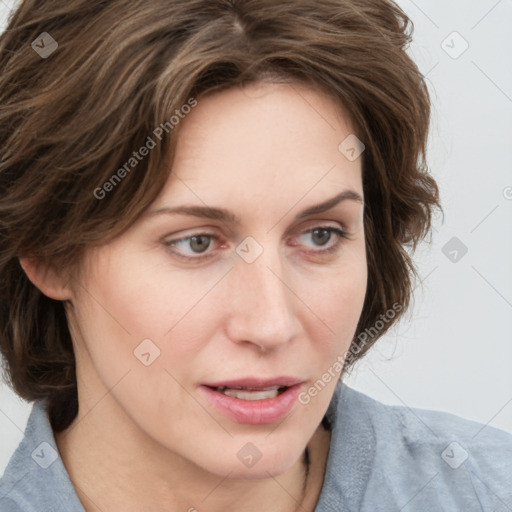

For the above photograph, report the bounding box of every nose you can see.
[224,248,302,352]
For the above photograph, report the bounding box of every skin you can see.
[22,81,367,512]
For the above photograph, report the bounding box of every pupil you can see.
[312,228,330,246]
[190,235,210,253]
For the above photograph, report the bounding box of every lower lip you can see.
[199,384,303,425]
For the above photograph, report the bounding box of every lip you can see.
[202,376,304,389]
[199,376,305,425]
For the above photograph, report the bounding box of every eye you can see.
[164,233,220,260]
[294,226,348,255]
[163,225,349,262]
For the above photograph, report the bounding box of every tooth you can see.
[222,388,279,400]
[215,385,281,392]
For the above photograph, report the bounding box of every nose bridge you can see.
[226,242,300,348]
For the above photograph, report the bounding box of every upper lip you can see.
[202,377,304,389]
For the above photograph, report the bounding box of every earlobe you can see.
[18,256,73,301]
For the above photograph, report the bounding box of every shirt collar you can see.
[314,381,377,511]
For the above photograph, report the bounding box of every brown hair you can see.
[0,0,442,431]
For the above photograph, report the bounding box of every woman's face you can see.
[65,81,367,478]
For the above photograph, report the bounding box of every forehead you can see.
[153,82,363,213]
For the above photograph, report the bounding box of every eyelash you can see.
[163,226,350,262]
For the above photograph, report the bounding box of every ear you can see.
[18,256,73,301]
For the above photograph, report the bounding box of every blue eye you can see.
[164,226,348,262]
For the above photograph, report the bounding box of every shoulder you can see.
[323,384,512,511]
[341,382,512,443]
[0,401,84,512]
[344,384,512,465]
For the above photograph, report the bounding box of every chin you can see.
[197,440,305,480]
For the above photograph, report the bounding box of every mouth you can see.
[199,377,304,424]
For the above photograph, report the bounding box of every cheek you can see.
[71,251,229,375]
[303,257,367,337]
[68,253,158,383]
[77,249,191,332]
[291,261,367,392]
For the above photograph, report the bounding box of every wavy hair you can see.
[0,0,442,431]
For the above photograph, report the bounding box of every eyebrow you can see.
[147,190,364,224]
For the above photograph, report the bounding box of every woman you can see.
[0,0,510,511]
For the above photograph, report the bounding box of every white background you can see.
[1,0,512,477]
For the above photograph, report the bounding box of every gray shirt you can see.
[1,383,511,511]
